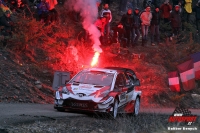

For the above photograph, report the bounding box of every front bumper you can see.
[54,98,113,112]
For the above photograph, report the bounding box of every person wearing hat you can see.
[160,0,172,23]
[140,6,152,46]
[120,8,134,48]
[170,5,182,37]
[150,6,161,46]
[132,8,140,47]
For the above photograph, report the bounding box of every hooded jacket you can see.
[170,10,182,27]
[151,9,160,25]
[120,13,133,28]
[132,11,140,28]
[160,3,172,19]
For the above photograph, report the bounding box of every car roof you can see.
[104,67,135,74]
[83,67,117,74]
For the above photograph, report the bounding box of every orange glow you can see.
[91,52,100,67]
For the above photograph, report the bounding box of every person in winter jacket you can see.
[170,5,182,36]
[160,0,172,23]
[0,10,13,36]
[183,0,192,23]
[94,17,106,44]
[150,7,161,46]
[140,6,152,46]
[193,2,200,32]
[120,9,133,47]
[112,22,126,47]
[46,0,58,22]
[100,3,112,43]
[0,10,14,46]
[132,8,140,46]
[37,0,50,23]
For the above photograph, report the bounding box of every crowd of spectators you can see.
[95,0,200,48]
[0,0,58,47]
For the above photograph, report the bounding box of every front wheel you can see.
[112,99,119,119]
[134,97,140,116]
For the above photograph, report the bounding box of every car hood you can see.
[67,83,110,97]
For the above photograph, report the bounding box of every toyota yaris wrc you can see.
[54,67,141,118]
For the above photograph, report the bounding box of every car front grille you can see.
[63,98,97,110]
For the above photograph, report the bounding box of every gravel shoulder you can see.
[0,103,200,133]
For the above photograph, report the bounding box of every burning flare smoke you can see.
[66,0,102,67]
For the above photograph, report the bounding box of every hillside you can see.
[0,1,200,109]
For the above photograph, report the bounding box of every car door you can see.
[114,73,129,106]
[124,71,135,102]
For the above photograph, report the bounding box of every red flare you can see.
[91,52,100,67]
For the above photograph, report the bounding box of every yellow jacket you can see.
[184,0,192,13]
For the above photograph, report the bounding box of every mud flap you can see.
[52,71,70,90]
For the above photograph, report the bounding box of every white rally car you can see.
[54,67,141,118]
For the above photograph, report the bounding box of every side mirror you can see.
[133,79,140,86]
[65,80,70,84]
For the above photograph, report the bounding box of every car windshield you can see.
[70,71,114,86]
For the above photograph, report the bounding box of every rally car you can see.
[54,67,141,118]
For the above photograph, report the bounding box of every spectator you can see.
[100,3,112,44]
[0,10,14,46]
[193,2,200,32]
[0,0,12,17]
[112,22,126,47]
[132,8,140,46]
[37,0,50,24]
[150,6,161,46]
[94,17,106,44]
[160,0,172,23]
[170,5,182,38]
[119,0,128,15]
[46,0,58,22]
[183,0,192,23]
[120,9,133,47]
[140,6,152,46]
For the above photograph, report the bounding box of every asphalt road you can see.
[0,103,200,128]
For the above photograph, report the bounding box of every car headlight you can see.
[62,87,70,95]
[102,97,114,105]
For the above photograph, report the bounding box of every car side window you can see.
[126,72,137,83]
[114,73,125,90]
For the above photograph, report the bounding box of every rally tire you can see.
[134,97,140,116]
[112,99,119,119]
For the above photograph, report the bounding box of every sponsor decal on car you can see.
[71,102,88,108]
[79,85,93,90]
[73,88,79,90]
